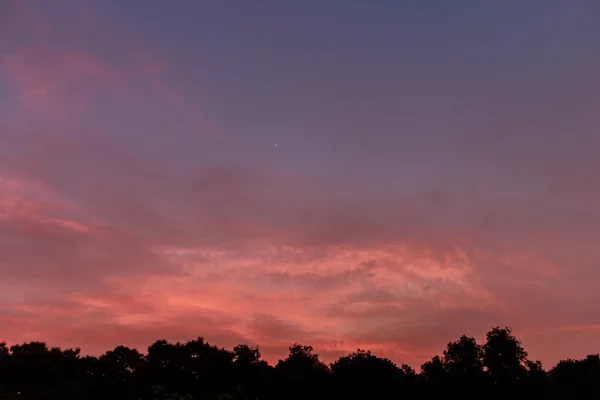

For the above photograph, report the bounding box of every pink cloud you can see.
[1,148,598,367]
[0,173,89,234]
[0,0,599,372]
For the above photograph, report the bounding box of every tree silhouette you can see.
[483,327,528,385]
[331,349,403,399]
[550,354,600,399]
[443,335,484,378]
[439,335,486,397]
[183,337,234,398]
[145,339,183,392]
[0,342,10,397]
[274,343,330,400]
[421,354,446,382]
[0,326,598,399]
[523,359,548,397]
[98,345,145,399]
[232,344,271,399]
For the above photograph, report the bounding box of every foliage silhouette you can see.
[0,326,597,399]
[483,326,528,384]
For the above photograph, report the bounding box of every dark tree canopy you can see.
[483,326,528,384]
[443,335,484,378]
[0,326,597,399]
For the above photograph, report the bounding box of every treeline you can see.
[0,326,598,399]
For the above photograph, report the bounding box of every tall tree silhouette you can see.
[443,335,484,378]
[98,345,145,399]
[442,335,486,396]
[232,344,272,399]
[274,343,330,400]
[421,355,446,383]
[483,327,528,385]
[145,339,184,394]
[9,341,55,398]
[331,349,402,399]
[183,337,234,398]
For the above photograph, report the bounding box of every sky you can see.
[1,0,599,368]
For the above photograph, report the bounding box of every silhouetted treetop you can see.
[443,335,484,378]
[0,327,596,399]
[483,326,528,383]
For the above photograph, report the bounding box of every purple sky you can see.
[1,0,600,367]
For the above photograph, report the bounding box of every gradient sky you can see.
[1,0,600,368]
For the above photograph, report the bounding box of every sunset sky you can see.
[1,0,600,368]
